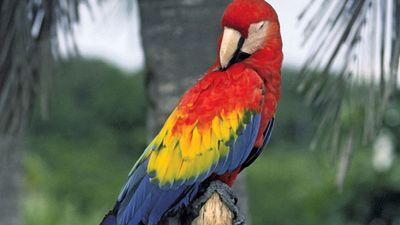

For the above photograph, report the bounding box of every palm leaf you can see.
[298,0,400,187]
[0,0,89,136]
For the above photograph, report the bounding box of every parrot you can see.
[101,0,282,224]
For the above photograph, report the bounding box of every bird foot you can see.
[187,180,246,225]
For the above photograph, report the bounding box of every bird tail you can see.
[100,210,117,225]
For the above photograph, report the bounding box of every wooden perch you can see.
[191,192,234,225]
[158,186,245,225]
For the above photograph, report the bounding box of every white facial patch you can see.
[242,21,269,54]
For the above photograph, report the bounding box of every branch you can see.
[191,192,234,225]
[158,181,245,225]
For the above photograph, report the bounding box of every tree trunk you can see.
[0,136,23,225]
[138,0,250,223]
[0,1,53,224]
[138,0,230,137]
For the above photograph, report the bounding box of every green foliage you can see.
[25,59,146,225]
[247,148,400,225]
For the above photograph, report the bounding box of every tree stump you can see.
[157,181,244,225]
[191,192,233,225]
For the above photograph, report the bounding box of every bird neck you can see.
[243,22,283,82]
[243,22,282,123]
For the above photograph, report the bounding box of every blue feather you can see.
[106,113,264,225]
[100,213,117,225]
[225,114,260,172]
[116,168,199,225]
[240,118,274,170]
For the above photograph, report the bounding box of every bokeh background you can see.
[1,0,399,225]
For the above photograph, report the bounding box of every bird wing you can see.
[115,66,265,225]
[240,117,274,171]
[144,67,265,188]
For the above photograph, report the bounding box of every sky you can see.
[59,0,311,72]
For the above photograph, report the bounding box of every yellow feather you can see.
[200,128,219,167]
[197,148,214,176]
[177,158,190,180]
[164,130,174,145]
[153,145,171,184]
[210,128,221,159]
[179,127,192,159]
[220,118,231,140]
[201,128,212,151]
[212,116,222,140]
[163,140,182,184]
[187,127,203,177]
[147,151,158,174]
[228,111,239,133]
[219,142,230,157]
[237,110,244,121]
[189,127,201,156]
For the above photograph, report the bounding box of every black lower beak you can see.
[225,37,251,70]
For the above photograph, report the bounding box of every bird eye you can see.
[258,22,265,30]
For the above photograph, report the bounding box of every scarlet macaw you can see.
[101,0,282,224]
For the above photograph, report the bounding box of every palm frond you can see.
[0,0,89,136]
[298,0,400,186]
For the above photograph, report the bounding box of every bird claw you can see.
[187,180,246,225]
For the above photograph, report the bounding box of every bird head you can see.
[218,0,281,70]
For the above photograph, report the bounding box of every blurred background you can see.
[1,0,399,225]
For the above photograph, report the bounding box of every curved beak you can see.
[219,27,242,69]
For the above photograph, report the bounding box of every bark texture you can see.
[191,193,234,225]
[0,1,54,224]
[0,136,23,225]
[138,0,230,137]
[0,2,39,225]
